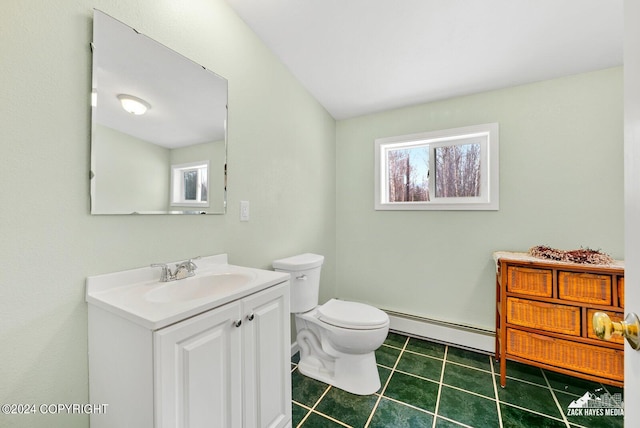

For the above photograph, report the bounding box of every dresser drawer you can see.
[507,267,552,297]
[587,309,625,344]
[506,328,624,381]
[618,277,625,307]
[558,271,612,305]
[507,297,580,336]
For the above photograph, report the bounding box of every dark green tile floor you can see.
[291,332,624,428]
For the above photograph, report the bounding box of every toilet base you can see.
[297,350,381,395]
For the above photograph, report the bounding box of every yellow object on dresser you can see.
[494,251,625,388]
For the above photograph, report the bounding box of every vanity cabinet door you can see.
[243,282,291,428]
[155,301,243,428]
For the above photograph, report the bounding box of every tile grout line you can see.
[386,365,499,403]
[490,365,580,425]
[499,401,571,424]
[291,399,311,410]
[379,395,437,419]
[363,336,410,428]
[296,383,334,428]
[494,367,590,400]
[489,355,504,428]
[293,395,355,428]
[292,357,351,427]
[391,368,441,386]
[387,345,493,367]
[430,345,449,428]
[391,345,510,382]
[381,351,497,384]
[307,409,352,428]
[434,415,474,428]
[437,381,499,401]
[540,369,571,428]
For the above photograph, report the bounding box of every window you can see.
[375,123,498,210]
[171,161,209,207]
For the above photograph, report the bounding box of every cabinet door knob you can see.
[593,311,640,350]
[234,319,242,328]
[247,313,255,321]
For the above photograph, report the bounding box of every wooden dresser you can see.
[494,251,625,387]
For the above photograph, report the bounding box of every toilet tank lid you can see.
[272,253,324,271]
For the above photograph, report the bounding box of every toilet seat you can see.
[317,299,388,330]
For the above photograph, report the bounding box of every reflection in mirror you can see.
[90,10,227,214]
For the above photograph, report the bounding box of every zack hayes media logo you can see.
[566,389,624,418]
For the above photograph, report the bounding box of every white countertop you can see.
[86,254,290,330]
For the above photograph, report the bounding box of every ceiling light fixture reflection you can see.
[117,94,151,115]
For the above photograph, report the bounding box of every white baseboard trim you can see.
[386,311,495,354]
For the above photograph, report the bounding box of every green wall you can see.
[92,124,170,213]
[335,67,623,330]
[0,1,335,427]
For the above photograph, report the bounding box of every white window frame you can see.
[170,161,210,207]
[374,123,499,211]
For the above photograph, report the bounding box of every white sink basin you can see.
[86,254,290,330]
[145,272,256,303]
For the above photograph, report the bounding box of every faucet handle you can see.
[186,256,201,271]
[151,263,172,282]
[172,257,200,280]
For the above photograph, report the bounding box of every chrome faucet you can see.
[151,257,200,282]
[151,263,172,282]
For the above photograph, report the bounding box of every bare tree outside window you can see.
[387,146,429,202]
[434,143,481,198]
[375,123,498,210]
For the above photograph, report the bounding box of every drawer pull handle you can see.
[593,312,640,350]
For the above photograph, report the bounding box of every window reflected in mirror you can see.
[171,161,209,207]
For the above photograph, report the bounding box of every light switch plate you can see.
[240,201,250,221]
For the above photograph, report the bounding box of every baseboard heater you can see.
[290,310,496,358]
[384,309,495,354]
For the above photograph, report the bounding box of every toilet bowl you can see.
[273,253,390,395]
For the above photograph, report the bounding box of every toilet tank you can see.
[272,253,324,313]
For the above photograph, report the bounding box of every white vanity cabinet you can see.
[154,283,291,428]
[154,299,243,427]
[87,260,291,428]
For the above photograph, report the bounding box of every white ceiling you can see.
[224,0,624,120]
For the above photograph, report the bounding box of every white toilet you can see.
[273,253,389,395]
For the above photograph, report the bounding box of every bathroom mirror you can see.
[90,10,227,214]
